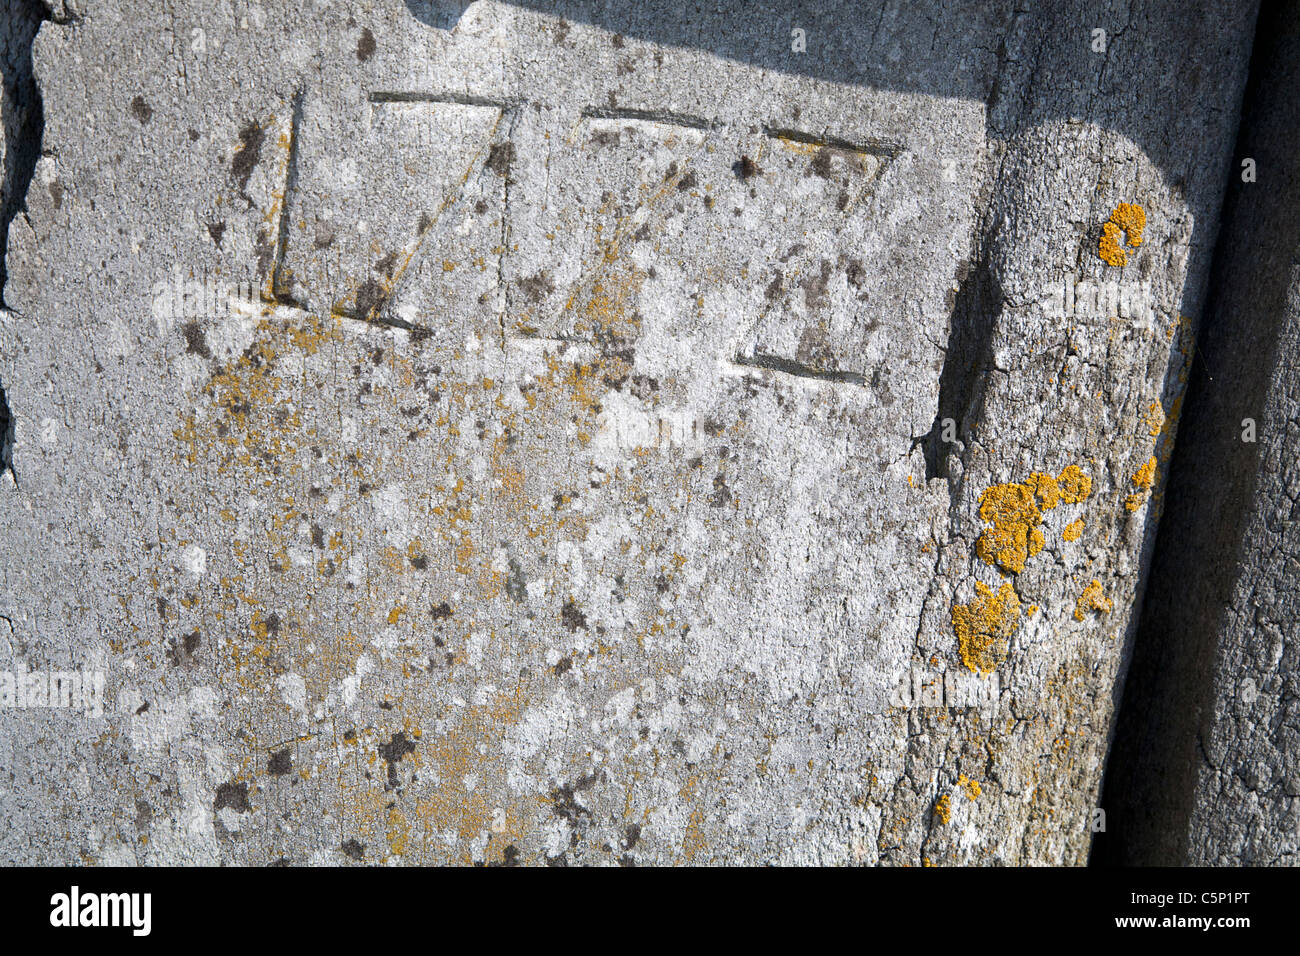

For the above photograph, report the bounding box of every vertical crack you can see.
[1,0,48,308]
[916,242,1002,485]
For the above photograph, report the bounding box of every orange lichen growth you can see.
[975,466,1091,573]
[1111,203,1146,246]
[1099,222,1129,266]
[1099,203,1146,266]
[934,794,952,825]
[1125,457,1158,511]
[975,483,1045,573]
[952,581,1021,674]
[1027,471,1062,510]
[958,774,982,800]
[1056,465,1092,503]
[1062,518,1085,542]
[1132,456,1157,489]
[1144,402,1166,437]
[1073,579,1113,621]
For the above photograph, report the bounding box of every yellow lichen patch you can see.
[958,774,982,800]
[934,793,952,825]
[1056,464,1092,504]
[974,466,1091,573]
[1143,402,1166,437]
[952,581,1021,674]
[1111,202,1146,246]
[974,483,1044,574]
[1073,579,1113,622]
[1027,471,1062,510]
[1099,221,1129,266]
[1062,518,1085,542]
[1125,457,1158,511]
[1132,456,1157,489]
[1099,202,1146,266]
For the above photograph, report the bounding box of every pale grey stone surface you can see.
[0,0,1264,865]
[1100,0,1300,867]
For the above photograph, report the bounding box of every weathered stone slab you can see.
[0,1,1258,864]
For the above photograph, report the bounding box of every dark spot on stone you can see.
[268,749,291,775]
[592,129,620,147]
[48,180,63,209]
[207,221,226,247]
[310,523,324,548]
[410,553,428,570]
[417,211,432,234]
[474,199,488,215]
[231,120,265,199]
[664,161,679,182]
[156,596,168,619]
[135,701,150,715]
[431,601,452,621]
[506,558,527,602]
[846,258,867,290]
[677,170,697,192]
[801,259,833,311]
[356,27,376,61]
[377,731,417,789]
[561,599,587,632]
[654,573,669,594]
[764,273,784,302]
[214,781,250,813]
[624,823,641,849]
[709,473,732,508]
[182,321,211,359]
[167,631,201,667]
[553,19,569,44]
[808,147,836,180]
[702,418,726,437]
[733,155,760,180]
[375,252,397,279]
[517,271,554,303]
[135,799,153,832]
[486,142,515,177]
[254,227,274,276]
[313,221,335,249]
[554,656,572,676]
[129,95,153,124]
[188,128,200,141]
[265,611,281,634]
[549,773,599,825]
[354,277,386,318]
[341,839,365,860]
[611,33,624,48]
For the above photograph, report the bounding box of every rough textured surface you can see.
[1099,0,1300,867]
[0,0,1264,865]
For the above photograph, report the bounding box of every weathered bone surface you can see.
[0,1,1264,864]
